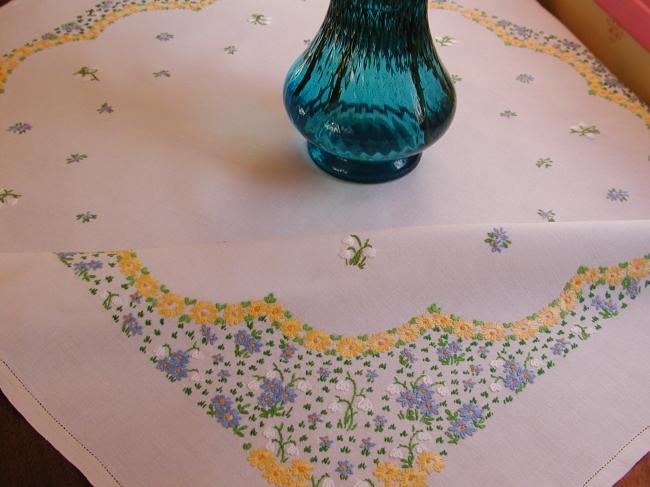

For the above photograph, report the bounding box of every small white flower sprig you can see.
[339,235,376,270]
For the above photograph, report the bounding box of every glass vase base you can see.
[307,143,421,183]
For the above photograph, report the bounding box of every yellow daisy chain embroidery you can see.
[189,301,217,324]
[156,292,184,317]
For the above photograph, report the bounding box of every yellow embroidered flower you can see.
[336,336,366,358]
[116,250,134,260]
[368,332,396,353]
[584,267,601,283]
[247,448,275,469]
[452,319,476,340]
[280,318,302,339]
[558,290,577,312]
[189,301,217,324]
[223,303,245,325]
[569,274,587,291]
[512,319,539,340]
[118,257,142,276]
[262,463,287,485]
[248,300,268,318]
[267,303,286,322]
[480,321,506,341]
[399,468,427,487]
[135,274,159,297]
[414,315,435,330]
[537,305,561,327]
[373,462,401,482]
[604,266,625,286]
[416,451,445,474]
[399,323,421,343]
[431,312,453,330]
[288,459,314,480]
[304,330,331,352]
[156,293,184,317]
[628,257,650,280]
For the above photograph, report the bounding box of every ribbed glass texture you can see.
[283,0,456,182]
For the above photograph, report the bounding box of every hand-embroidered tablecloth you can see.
[1,1,649,486]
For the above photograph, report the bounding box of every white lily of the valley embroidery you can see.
[338,248,354,260]
[415,444,427,454]
[356,397,373,412]
[528,358,541,368]
[155,346,167,358]
[295,380,312,392]
[247,380,261,392]
[354,481,373,487]
[436,385,450,396]
[190,349,204,360]
[190,372,203,382]
[386,383,401,395]
[490,382,503,392]
[328,401,342,413]
[363,247,377,258]
[322,479,336,487]
[421,375,434,386]
[265,441,274,451]
[490,359,504,368]
[286,444,299,456]
[265,369,279,380]
[263,428,276,439]
[335,381,351,392]
[417,432,432,442]
[570,326,582,335]
[390,447,405,459]
[342,235,355,246]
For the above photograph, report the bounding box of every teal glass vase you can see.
[283,0,456,183]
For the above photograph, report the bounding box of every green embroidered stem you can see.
[271,423,295,463]
[336,372,366,431]
[398,426,422,469]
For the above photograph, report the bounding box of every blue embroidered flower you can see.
[606,188,629,202]
[459,403,483,421]
[516,73,535,83]
[366,369,379,382]
[170,350,190,366]
[335,460,354,479]
[469,364,483,376]
[87,260,103,270]
[318,367,331,380]
[281,344,297,361]
[257,391,277,409]
[400,348,418,365]
[551,338,569,355]
[485,227,511,253]
[7,122,32,134]
[517,368,536,385]
[277,386,297,405]
[359,437,375,454]
[591,295,618,314]
[122,313,142,336]
[156,356,172,374]
[449,418,476,439]
[504,373,522,390]
[217,369,230,379]
[307,413,322,427]
[212,353,224,364]
[397,390,419,408]
[319,436,333,450]
[200,324,218,344]
[462,378,476,390]
[234,330,250,345]
[73,262,89,272]
[210,394,233,412]
[156,32,174,41]
[625,279,641,299]
[418,398,439,417]
[373,415,387,429]
[216,408,240,428]
[130,292,142,305]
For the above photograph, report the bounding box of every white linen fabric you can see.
[0,1,649,487]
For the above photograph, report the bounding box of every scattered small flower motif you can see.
[451,74,462,84]
[516,73,535,83]
[485,227,511,253]
[317,367,330,380]
[248,14,271,26]
[551,337,570,355]
[591,295,618,316]
[356,397,373,412]
[469,364,483,376]
[339,235,375,269]
[200,324,218,344]
[307,412,322,427]
[489,382,503,392]
[66,153,88,164]
[76,211,97,223]
[373,415,387,430]
[606,188,629,202]
[359,437,375,455]
[399,347,418,366]
[153,70,171,78]
[365,369,379,382]
[536,157,553,168]
[97,102,114,114]
[499,110,518,118]
[7,122,32,134]
[435,35,458,46]
[570,122,600,139]
[156,32,174,41]
[73,66,99,81]
[436,385,450,396]
[538,209,556,222]
[335,460,354,479]
[319,436,333,451]
[212,353,224,364]
[217,369,231,379]
[224,45,237,55]
[0,189,21,207]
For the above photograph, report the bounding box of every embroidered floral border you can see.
[0,0,648,128]
[57,250,650,486]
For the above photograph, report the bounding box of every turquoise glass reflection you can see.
[284,0,456,183]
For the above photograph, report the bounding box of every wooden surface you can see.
[0,0,647,485]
